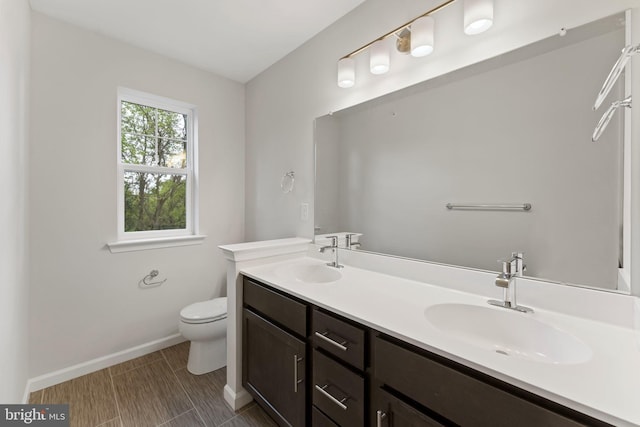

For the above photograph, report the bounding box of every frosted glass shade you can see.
[464,0,493,35]
[370,40,390,75]
[337,57,355,88]
[411,16,435,57]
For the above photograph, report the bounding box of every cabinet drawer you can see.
[243,277,307,337]
[312,308,365,370]
[372,386,446,427]
[312,407,339,427]
[313,350,364,427]
[374,336,605,427]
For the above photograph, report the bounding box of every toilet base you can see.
[187,337,226,375]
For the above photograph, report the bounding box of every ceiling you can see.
[29,0,366,83]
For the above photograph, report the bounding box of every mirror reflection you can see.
[315,13,627,292]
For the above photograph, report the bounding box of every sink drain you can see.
[495,349,509,356]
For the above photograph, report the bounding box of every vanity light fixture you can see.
[593,43,640,110]
[463,0,494,35]
[592,96,632,142]
[591,43,639,141]
[411,15,435,57]
[336,0,494,88]
[337,57,356,88]
[370,39,390,74]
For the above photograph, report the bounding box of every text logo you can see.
[0,405,69,426]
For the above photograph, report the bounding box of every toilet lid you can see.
[180,297,227,324]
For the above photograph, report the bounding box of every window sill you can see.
[107,235,206,253]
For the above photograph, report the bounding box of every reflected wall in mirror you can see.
[315,13,628,292]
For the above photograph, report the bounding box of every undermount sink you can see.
[275,262,342,284]
[425,303,592,364]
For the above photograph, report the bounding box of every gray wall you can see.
[0,0,30,403]
[29,13,245,377]
[317,28,623,289]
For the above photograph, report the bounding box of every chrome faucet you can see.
[488,252,533,313]
[345,233,361,250]
[319,236,343,268]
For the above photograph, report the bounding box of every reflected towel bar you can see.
[446,203,532,211]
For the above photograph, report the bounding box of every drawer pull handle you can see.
[293,354,303,393]
[376,410,387,427]
[314,331,348,351]
[314,384,348,410]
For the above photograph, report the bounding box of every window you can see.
[115,88,200,247]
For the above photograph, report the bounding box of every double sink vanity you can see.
[220,238,640,427]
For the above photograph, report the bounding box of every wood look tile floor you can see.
[29,342,277,427]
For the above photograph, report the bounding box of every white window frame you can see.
[109,87,203,253]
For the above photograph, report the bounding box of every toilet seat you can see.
[180,297,227,324]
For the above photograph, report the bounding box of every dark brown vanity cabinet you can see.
[311,308,367,426]
[372,386,447,427]
[371,335,611,427]
[242,276,611,427]
[243,278,308,426]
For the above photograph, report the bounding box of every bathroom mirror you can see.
[314,13,629,292]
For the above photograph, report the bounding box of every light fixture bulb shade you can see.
[411,15,435,57]
[337,57,355,88]
[370,39,390,75]
[464,0,493,35]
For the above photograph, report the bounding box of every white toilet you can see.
[179,297,227,375]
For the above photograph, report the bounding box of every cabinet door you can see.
[243,309,306,427]
[312,407,339,427]
[372,386,447,427]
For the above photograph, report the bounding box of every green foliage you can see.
[121,101,189,232]
[124,172,186,231]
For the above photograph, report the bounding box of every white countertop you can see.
[241,256,640,427]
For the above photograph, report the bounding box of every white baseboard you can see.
[25,333,186,398]
[21,382,31,405]
[223,384,253,411]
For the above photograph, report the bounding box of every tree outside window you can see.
[117,90,196,238]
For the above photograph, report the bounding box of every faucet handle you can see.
[495,275,511,288]
[495,259,513,289]
[510,252,525,276]
[325,235,338,247]
[345,233,358,248]
[497,259,512,274]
